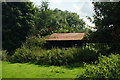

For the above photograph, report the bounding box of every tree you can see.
[89,2,120,54]
[90,2,120,42]
[40,0,49,11]
[34,0,54,36]
[2,2,36,54]
[35,3,86,35]
[51,9,86,33]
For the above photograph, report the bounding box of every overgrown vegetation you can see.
[11,38,98,65]
[2,1,88,54]
[79,54,120,78]
[1,50,9,61]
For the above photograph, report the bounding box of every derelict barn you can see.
[46,33,88,47]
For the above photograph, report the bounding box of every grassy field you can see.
[0,61,2,78]
[2,61,85,78]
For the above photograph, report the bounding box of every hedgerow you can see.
[11,44,98,65]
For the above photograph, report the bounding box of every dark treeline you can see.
[90,2,120,42]
[89,2,120,55]
[2,1,91,54]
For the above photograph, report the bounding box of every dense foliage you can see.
[85,43,120,55]
[10,36,98,65]
[2,2,36,54]
[90,2,120,42]
[34,1,86,36]
[1,50,9,61]
[80,54,120,78]
[89,2,120,56]
[24,35,46,49]
[80,2,120,78]
[2,1,87,54]
[11,47,98,65]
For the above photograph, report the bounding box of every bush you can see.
[80,54,120,78]
[0,51,2,60]
[24,35,46,49]
[11,46,32,63]
[72,47,98,63]
[11,45,99,65]
[11,36,99,65]
[1,50,9,61]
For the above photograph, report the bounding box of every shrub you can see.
[80,54,120,78]
[24,35,46,49]
[1,50,9,61]
[0,51,1,60]
[12,45,99,65]
[46,48,75,65]
[11,36,99,65]
[72,47,98,63]
[11,45,32,63]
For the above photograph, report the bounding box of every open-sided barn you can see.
[46,33,88,47]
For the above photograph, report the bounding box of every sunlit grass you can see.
[0,61,2,78]
[2,62,85,78]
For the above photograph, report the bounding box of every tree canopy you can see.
[2,2,36,54]
[90,2,120,42]
[2,1,87,54]
[34,1,86,36]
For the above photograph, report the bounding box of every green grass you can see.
[2,61,85,78]
[0,61,2,78]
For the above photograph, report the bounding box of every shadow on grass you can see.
[2,78,76,80]
[63,63,84,69]
[7,61,85,70]
[32,62,85,70]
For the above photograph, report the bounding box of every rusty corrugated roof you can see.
[46,33,86,41]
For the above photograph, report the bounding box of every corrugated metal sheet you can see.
[46,33,86,41]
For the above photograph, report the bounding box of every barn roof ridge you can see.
[46,32,87,41]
